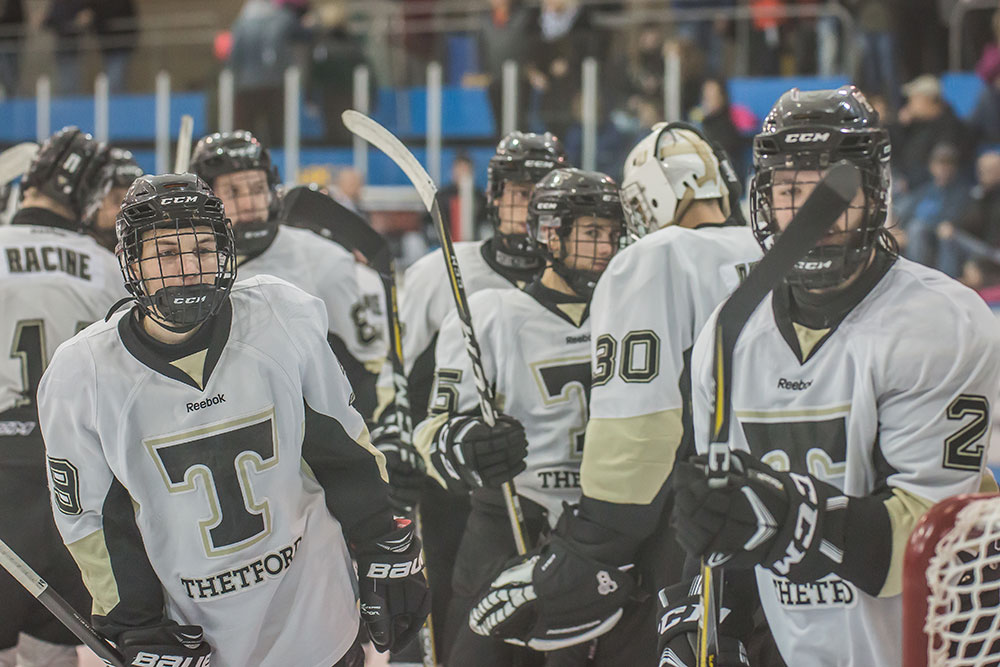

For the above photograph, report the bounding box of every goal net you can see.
[904,493,1000,667]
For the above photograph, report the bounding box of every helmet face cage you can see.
[487,131,569,256]
[528,169,626,297]
[621,123,733,238]
[191,131,280,256]
[750,86,891,290]
[116,175,237,332]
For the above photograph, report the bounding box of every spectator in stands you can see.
[893,74,967,193]
[971,16,1000,147]
[306,1,373,145]
[938,151,1000,283]
[526,0,599,139]
[229,0,308,146]
[845,0,901,110]
[476,0,537,138]
[331,167,366,216]
[690,76,747,178]
[0,0,22,98]
[747,0,784,75]
[43,0,136,95]
[672,0,735,76]
[422,153,487,243]
[893,142,968,272]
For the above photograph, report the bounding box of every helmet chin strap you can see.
[494,234,543,270]
[147,284,222,333]
[549,249,598,299]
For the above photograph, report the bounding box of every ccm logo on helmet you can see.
[173,295,208,305]
[160,195,200,205]
[783,132,831,144]
[795,260,833,271]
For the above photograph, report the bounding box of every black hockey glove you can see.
[354,518,431,653]
[371,421,426,514]
[431,414,528,492]
[117,621,212,667]
[656,578,748,667]
[672,450,848,582]
[469,506,635,651]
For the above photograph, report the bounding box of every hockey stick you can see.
[173,115,194,173]
[280,186,438,667]
[0,536,125,667]
[697,161,861,667]
[0,142,39,185]
[342,109,531,556]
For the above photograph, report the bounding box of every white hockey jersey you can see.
[238,224,384,371]
[0,223,121,416]
[690,257,1000,667]
[580,224,761,505]
[38,276,390,667]
[415,284,592,523]
[400,239,534,418]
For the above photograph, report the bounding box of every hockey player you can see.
[37,174,430,667]
[84,147,144,251]
[395,131,568,652]
[0,127,120,667]
[468,123,762,656]
[190,130,385,420]
[670,86,1000,667]
[414,168,626,666]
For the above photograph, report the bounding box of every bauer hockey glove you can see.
[371,421,426,514]
[117,621,212,667]
[657,577,749,667]
[469,505,635,651]
[354,518,431,653]
[672,450,849,582]
[430,414,528,492]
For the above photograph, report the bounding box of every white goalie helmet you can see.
[621,122,732,237]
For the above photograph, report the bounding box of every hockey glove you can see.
[672,450,848,582]
[118,621,212,667]
[431,414,528,492]
[468,507,635,651]
[656,578,748,667]
[354,518,431,653]
[371,421,426,514]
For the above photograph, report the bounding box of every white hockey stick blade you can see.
[0,142,39,186]
[174,115,194,173]
[341,110,437,209]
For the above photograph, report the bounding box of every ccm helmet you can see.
[23,127,109,222]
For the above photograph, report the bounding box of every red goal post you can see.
[903,493,1000,667]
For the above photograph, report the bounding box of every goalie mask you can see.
[527,168,626,298]
[116,174,237,332]
[621,121,740,238]
[190,130,280,257]
[23,126,110,222]
[750,86,892,290]
[487,131,569,265]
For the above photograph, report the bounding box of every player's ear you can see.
[546,227,560,255]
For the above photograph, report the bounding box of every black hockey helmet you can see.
[750,85,892,289]
[487,131,569,258]
[116,173,237,332]
[83,148,143,220]
[190,130,281,256]
[22,126,110,222]
[527,168,625,297]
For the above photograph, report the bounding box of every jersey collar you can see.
[118,299,233,390]
[772,249,895,364]
[524,278,590,328]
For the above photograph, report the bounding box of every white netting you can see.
[925,497,1000,666]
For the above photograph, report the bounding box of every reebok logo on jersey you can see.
[777,378,812,391]
[565,334,591,344]
[186,393,226,412]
